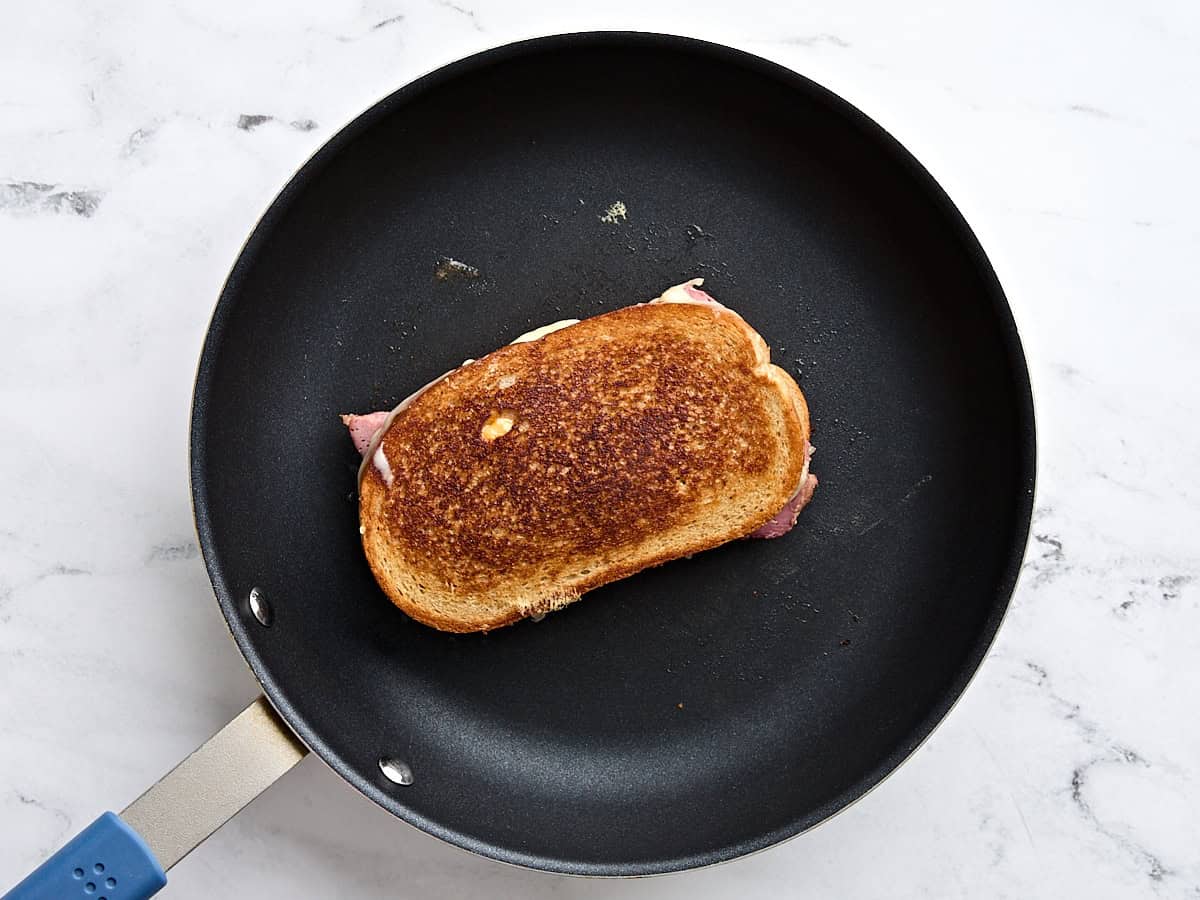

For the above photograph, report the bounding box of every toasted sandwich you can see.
[343,279,816,632]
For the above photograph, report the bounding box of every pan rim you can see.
[189,30,1036,877]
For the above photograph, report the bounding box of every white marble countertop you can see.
[2,1,1197,897]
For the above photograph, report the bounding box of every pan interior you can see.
[192,35,1033,875]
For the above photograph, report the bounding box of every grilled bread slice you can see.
[352,280,813,632]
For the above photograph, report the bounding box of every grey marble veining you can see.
[1,1,1197,897]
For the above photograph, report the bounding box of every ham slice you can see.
[750,442,817,538]
[749,473,818,539]
[682,282,719,305]
[649,278,726,309]
[341,412,389,455]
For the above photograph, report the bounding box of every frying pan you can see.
[3,32,1034,897]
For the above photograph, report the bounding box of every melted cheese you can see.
[509,319,580,344]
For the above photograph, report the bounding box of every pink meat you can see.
[341,412,389,455]
[750,473,818,539]
[683,283,719,305]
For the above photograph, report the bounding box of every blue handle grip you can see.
[2,812,166,900]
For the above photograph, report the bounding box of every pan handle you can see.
[2,696,307,900]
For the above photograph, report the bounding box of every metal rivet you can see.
[248,587,273,627]
[378,757,414,785]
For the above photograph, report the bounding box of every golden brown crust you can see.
[358,299,810,632]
